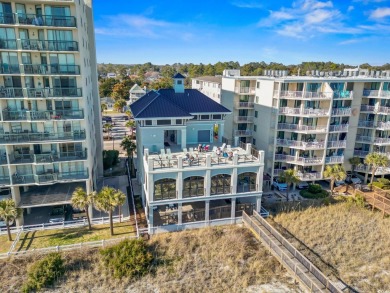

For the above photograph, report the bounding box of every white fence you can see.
[0,235,138,259]
[0,215,130,236]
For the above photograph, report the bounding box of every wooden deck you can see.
[355,188,390,217]
[243,211,343,293]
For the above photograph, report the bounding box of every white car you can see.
[297,181,309,189]
[335,180,345,187]
[0,219,14,227]
[273,178,288,191]
[350,174,362,184]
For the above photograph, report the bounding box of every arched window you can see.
[154,178,176,201]
[183,176,204,197]
[237,172,257,193]
[211,174,231,195]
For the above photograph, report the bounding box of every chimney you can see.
[173,73,185,93]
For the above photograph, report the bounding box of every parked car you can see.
[72,208,87,220]
[49,206,65,223]
[102,116,112,122]
[0,219,14,227]
[346,171,362,184]
[297,181,309,189]
[273,178,288,191]
[335,180,345,187]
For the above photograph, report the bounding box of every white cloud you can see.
[353,0,388,4]
[347,5,355,12]
[257,0,355,38]
[370,7,390,19]
[231,1,263,8]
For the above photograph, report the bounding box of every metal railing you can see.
[363,90,379,97]
[11,170,88,185]
[0,130,86,143]
[380,90,390,98]
[20,64,80,75]
[15,13,77,27]
[360,104,376,112]
[327,140,346,148]
[25,87,82,98]
[276,138,325,149]
[235,101,254,108]
[376,121,390,130]
[277,123,327,132]
[0,64,20,74]
[358,120,375,128]
[235,86,255,94]
[297,172,322,180]
[353,150,369,157]
[329,124,349,132]
[279,107,329,116]
[277,90,333,99]
[234,116,254,123]
[333,90,353,99]
[377,106,390,114]
[0,39,17,49]
[234,130,253,136]
[325,156,344,164]
[331,108,351,116]
[2,109,84,121]
[243,211,341,293]
[19,39,78,51]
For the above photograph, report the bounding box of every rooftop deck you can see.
[144,143,264,172]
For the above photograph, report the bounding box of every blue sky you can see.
[93,0,390,65]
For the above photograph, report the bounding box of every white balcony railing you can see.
[358,120,375,128]
[234,116,254,123]
[297,172,322,180]
[363,90,379,97]
[360,104,376,112]
[333,91,353,99]
[274,154,323,165]
[327,140,347,148]
[376,121,390,130]
[353,150,369,157]
[234,130,253,136]
[276,91,332,99]
[377,106,390,114]
[235,102,254,108]
[374,137,390,145]
[325,156,344,164]
[355,135,373,143]
[331,108,351,116]
[329,124,349,132]
[276,138,325,149]
[380,90,390,98]
[279,107,329,116]
[235,87,255,94]
[277,123,327,132]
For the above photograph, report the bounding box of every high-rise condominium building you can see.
[0,0,103,225]
[221,69,390,184]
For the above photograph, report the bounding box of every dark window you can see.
[252,138,256,145]
[145,120,152,126]
[157,120,171,125]
[177,80,182,85]
[201,115,209,120]
[254,111,258,118]
[254,125,257,132]
[154,178,176,200]
[213,114,222,120]
[211,174,231,195]
[237,172,257,193]
[183,176,204,197]
[176,119,182,124]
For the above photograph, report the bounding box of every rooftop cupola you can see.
[173,72,185,93]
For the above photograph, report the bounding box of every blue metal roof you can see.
[130,89,231,119]
[173,72,186,79]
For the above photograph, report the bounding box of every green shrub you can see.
[372,178,390,190]
[100,239,153,279]
[22,253,65,292]
[300,184,329,199]
[103,150,119,170]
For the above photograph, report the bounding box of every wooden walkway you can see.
[243,211,343,293]
[356,189,390,217]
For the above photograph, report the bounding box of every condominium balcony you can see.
[329,124,349,132]
[0,176,10,186]
[376,121,390,130]
[355,135,390,145]
[327,140,347,148]
[363,90,379,98]
[360,104,376,113]
[354,165,390,175]
[0,87,82,99]
[353,150,369,157]
[277,123,327,133]
[274,154,323,166]
[358,120,375,128]
[11,169,89,186]
[377,106,390,114]
[234,87,255,94]
[8,150,87,165]
[1,13,77,27]
[0,39,17,49]
[0,130,86,144]
[331,107,351,116]
[19,39,78,52]
[0,65,20,74]
[2,109,84,121]
[355,135,373,143]
[234,130,253,136]
[380,90,390,98]
[20,64,80,75]
[297,171,322,181]
[276,90,332,100]
[234,101,254,109]
[333,91,353,99]
[275,138,325,150]
[325,156,344,164]
[279,107,329,117]
[234,116,254,123]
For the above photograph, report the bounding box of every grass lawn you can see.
[14,221,136,251]
[0,234,13,253]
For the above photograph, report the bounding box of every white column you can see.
[231,198,236,223]
[218,123,224,143]
[205,200,210,224]
[177,172,182,199]
[256,196,262,213]
[231,167,237,195]
[181,128,186,148]
[205,170,211,196]
[148,211,154,234]
[178,203,182,225]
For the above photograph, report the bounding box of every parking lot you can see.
[102,113,135,152]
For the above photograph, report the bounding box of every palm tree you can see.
[0,199,21,241]
[125,109,132,119]
[113,99,126,113]
[279,169,300,201]
[125,120,135,137]
[71,187,95,230]
[364,153,389,188]
[101,103,107,113]
[349,156,361,173]
[323,164,347,195]
[120,136,136,158]
[103,123,113,140]
[94,187,126,236]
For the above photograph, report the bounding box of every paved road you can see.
[102,114,135,152]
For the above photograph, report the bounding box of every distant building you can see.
[129,84,147,104]
[192,76,222,102]
[106,72,116,79]
[101,97,115,111]
[130,73,265,234]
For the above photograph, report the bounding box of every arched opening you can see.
[183,176,204,198]
[237,172,257,193]
[154,178,176,201]
[211,174,231,195]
